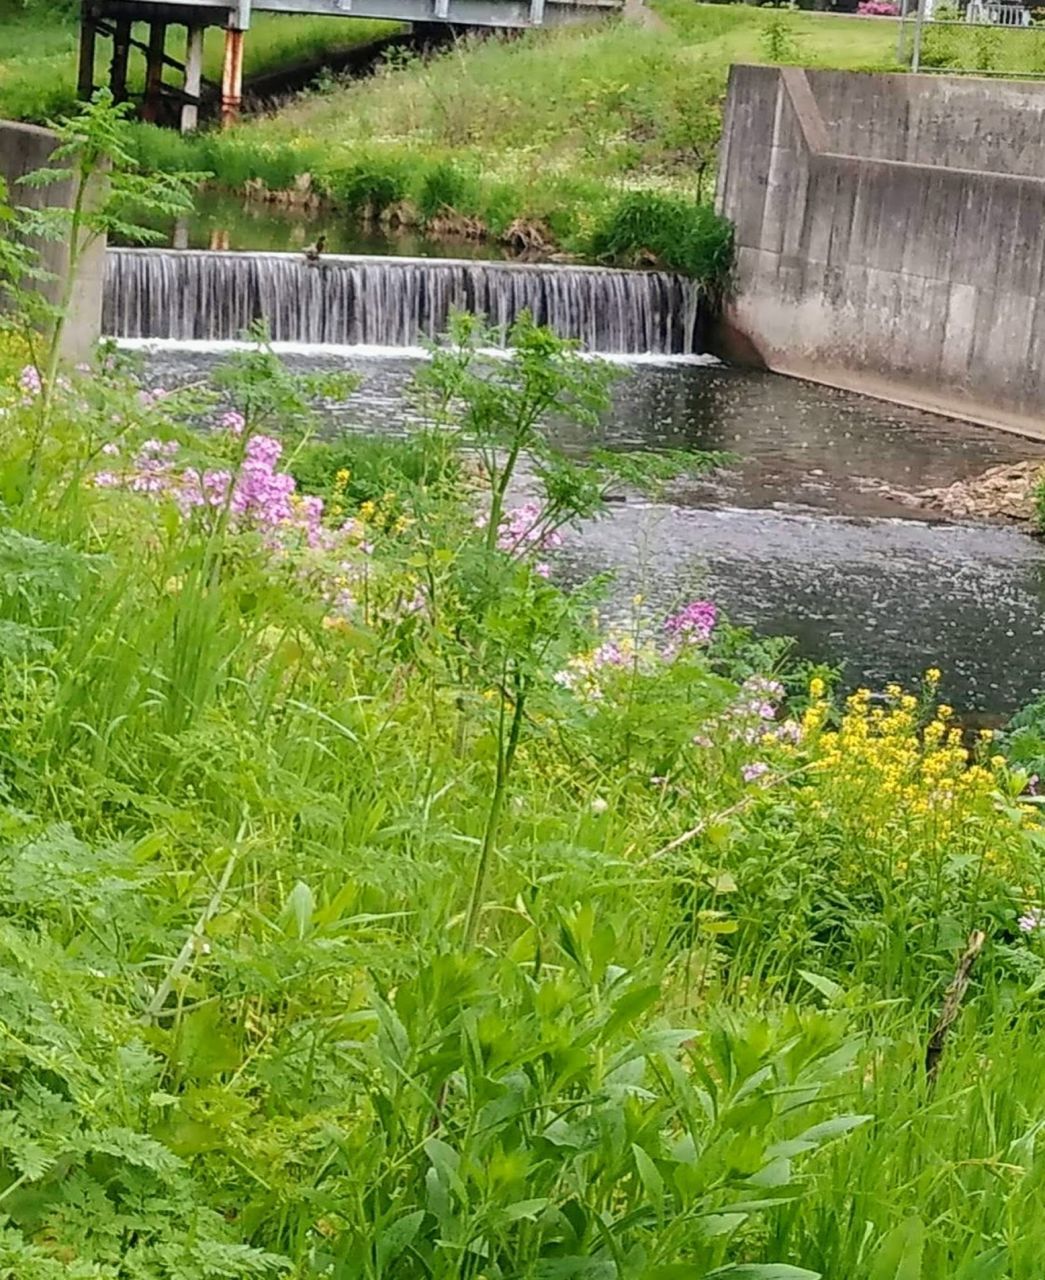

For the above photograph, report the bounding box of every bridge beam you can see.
[142,21,168,121]
[110,17,132,103]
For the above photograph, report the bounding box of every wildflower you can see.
[742,762,769,783]
[990,755,1007,770]
[101,442,120,457]
[1019,907,1045,933]
[92,470,121,488]
[19,365,41,397]
[925,668,941,685]
[591,796,608,814]
[663,600,717,653]
[809,676,825,698]
[937,704,954,720]
[219,409,246,435]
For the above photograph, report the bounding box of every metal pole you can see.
[912,0,926,71]
[221,25,245,128]
[895,0,908,63]
[181,26,204,132]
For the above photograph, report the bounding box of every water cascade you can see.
[103,249,706,355]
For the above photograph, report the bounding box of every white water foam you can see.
[113,337,722,367]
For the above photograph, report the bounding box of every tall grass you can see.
[0,281,1044,1271]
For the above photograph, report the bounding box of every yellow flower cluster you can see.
[357,490,410,535]
[792,674,1023,870]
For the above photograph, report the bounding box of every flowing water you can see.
[105,249,703,354]
[104,248,1045,713]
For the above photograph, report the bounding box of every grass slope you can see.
[0,8,399,122]
[120,7,898,275]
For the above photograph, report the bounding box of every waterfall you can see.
[103,249,705,356]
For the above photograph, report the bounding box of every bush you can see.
[325,152,410,215]
[587,190,735,287]
[414,157,481,223]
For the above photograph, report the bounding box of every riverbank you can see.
[115,7,900,278]
[5,314,1045,1276]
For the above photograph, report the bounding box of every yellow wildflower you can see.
[925,668,941,685]
[809,677,825,699]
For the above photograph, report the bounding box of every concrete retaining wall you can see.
[0,119,104,362]
[715,66,1045,435]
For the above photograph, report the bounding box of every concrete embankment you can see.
[715,65,1045,436]
[0,118,105,361]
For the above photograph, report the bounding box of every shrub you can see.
[325,152,410,215]
[587,190,735,288]
[414,157,481,223]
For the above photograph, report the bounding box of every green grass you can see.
[0,7,399,123]
[1,294,1045,1275]
[115,5,901,273]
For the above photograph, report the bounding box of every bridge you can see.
[78,0,618,131]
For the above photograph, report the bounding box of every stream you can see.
[108,205,1045,713]
[121,342,1045,713]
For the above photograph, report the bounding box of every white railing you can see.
[964,1,1032,24]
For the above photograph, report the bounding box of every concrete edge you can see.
[762,357,1045,442]
[736,64,1045,194]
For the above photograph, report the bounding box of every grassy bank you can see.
[0,7,399,122]
[3,102,1045,1271]
[4,271,1045,1276]
[121,5,900,279]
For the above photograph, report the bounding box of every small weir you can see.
[103,249,705,355]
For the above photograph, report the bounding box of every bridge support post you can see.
[181,26,204,132]
[142,21,167,122]
[110,18,132,104]
[77,2,97,101]
[221,26,245,128]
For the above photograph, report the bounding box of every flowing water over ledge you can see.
[104,249,704,354]
[121,343,1045,713]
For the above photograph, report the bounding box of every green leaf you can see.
[954,1248,1008,1280]
[632,1143,665,1205]
[798,970,843,1002]
[705,1266,821,1280]
[283,880,315,939]
[869,1217,925,1280]
[499,1198,551,1222]
[376,1209,425,1268]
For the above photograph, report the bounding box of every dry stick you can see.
[143,853,237,1022]
[642,763,814,866]
[925,928,986,1084]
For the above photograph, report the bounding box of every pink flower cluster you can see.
[857,1,898,13]
[664,600,718,649]
[693,674,799,752]
[91,422,377,627]
[19,365,41,402]
[1019,907,1044,933]
[480,502,565,578]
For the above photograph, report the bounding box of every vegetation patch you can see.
[1,94,1045,1277]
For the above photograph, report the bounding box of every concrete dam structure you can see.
[716,65,1045,436]
[0,119,105,362]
